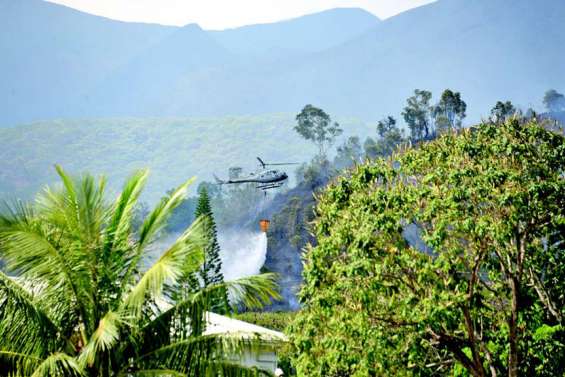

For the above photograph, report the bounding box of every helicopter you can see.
[213,157,298,192]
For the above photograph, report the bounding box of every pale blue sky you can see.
[46,0,436,29]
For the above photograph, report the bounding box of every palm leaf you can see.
[0,272,60,356]
[120,177,196,296]
[104,169,149,253]
[34,167,107,334]
[78,310,127,367]
[117,369,187,377]
[138,274,280,355]
[99,170,149,307]
[0,350,42,377]
[223,273,281,311]
[30,353,84,377]
[132,335,273,377]
[121,215,206,318]
[0,208,88,338]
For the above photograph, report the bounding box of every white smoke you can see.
[219,231,268,281]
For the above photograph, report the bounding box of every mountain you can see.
[183,0,565,122]
[80,23,233,117]
[0,0,175,125]
[4,0,564,126]
[287,0,565,121]
[210,8,380,59]
[0,1,380,125]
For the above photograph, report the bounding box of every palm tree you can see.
[0,166,280,377]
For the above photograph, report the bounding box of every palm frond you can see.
[138,274,280,356]
[0,209,91,338]
[30,353,84,377]
[132,335,273,377]
[99,170,149,307]
[0,272,60,356]
[223,274,281,311]
[117,369,187,377]
[0,350,42,376]
[39,166,106,244]
[33,167,107,333]
[104,169,149,252]
[78,310,127,367]
[120,177,196,295]
[121,215,206,318]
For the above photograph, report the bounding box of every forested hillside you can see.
[0,115,368,202]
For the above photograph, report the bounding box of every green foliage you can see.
[0,167,281,377]
[295,105,343,159]
[402,89,433,141]
[269,196,312,251]
[333,136,363,170]
[234,312,296,332]
[490,101,516,124]
[193,187,229,314]
[433,89,467,132]
[364,116,405,158]
[289,119,565,376]
[294,159,331,190]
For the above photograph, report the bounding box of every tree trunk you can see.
[508,276,519,377]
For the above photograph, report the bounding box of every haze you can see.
[46,0,436,29]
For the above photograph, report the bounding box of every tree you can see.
[402,89,434,141]
[295,105,343,159]
[192,186,229,314]
[434,89,467,132]
[490,100,516,123]
[543,89,565,112]
[364,116,405,159]
[0,166,280,377]
[333,136,363,170]
[289,119,565,377]
[295,158,332,190]
[376,116,397,139]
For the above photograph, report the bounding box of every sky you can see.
[46,0,436,29]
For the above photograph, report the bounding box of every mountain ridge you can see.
[1,0,564,126]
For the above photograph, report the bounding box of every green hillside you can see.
[0,114,369,202]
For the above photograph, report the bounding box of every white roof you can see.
[204,312,288,342]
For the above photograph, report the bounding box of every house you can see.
[204,312,287,374]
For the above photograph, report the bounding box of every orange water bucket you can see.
[259,219,270,233]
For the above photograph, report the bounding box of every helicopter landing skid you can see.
[257,183,283,190]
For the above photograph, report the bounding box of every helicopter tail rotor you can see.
[256,157,266,169]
